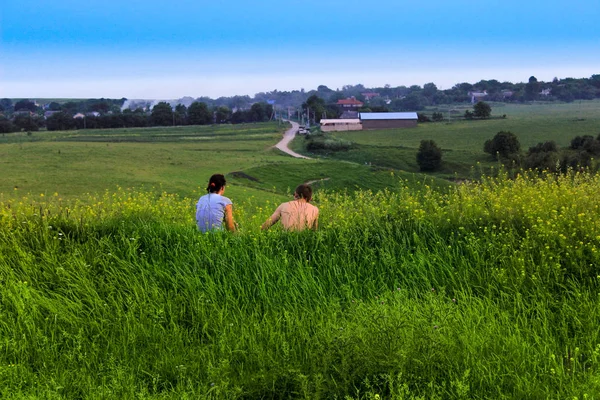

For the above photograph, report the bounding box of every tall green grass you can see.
[1,171,600,398]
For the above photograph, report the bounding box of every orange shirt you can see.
[266,200,319,231]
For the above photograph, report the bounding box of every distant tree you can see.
[396,93,426,111]
[416,140,443,171]
[46,112,76,131]
[464,110,474,120]
[13,114,40,131]
[215,106,231,123]
[87,101,111,113]
[187,102,212,125]
[174,104,187,125]
[484,131,521,158]
[432,112,444,122]
[150,102,174,126]
[249,102,273,122]
[230,110,247,124]
[317,85,333,93]
[422,82,438,97]
[62,102,80,115]
[0,98,13,113]
[227,95,252,111]
[302,95,327,123]
[47,102,62,111]
[369,105,389,113]
[175,104,187,115]
[14,100,38,113]
[0,116,15,133]
[473,101,492,118]
[524,76,540,101]
[454,82,473,92]
[122,108,148,127]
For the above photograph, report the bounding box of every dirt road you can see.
[274,121,311,159]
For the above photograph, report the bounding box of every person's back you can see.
[261,184,319,231]
[196,192,232,232]
[271,200,318,231]
[195,174,235,233]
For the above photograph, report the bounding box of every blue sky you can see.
[1,0,599,99]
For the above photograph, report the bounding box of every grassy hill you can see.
[2,103,600,397]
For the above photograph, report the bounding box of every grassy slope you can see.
[2,172,600,398]
[1,124,287,201]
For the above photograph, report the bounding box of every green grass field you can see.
[2,103,600,398]
[296,100,600,178]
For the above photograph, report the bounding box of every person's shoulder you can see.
[221,195,232,205]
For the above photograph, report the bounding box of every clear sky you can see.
[1,0,599,99]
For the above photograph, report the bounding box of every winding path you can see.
[274,120,311,159]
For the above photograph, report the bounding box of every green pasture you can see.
[1,124,289,201]
[3,101,600,200]
[1,122,454,202]
[300,100,600,177]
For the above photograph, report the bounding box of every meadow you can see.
[2,171,600,398]
[296,100,600,177]
[1,103,600,398]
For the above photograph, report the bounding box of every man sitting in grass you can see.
[261,184,319,231]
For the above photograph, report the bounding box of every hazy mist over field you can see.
[1,0,599,99]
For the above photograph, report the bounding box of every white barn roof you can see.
[320,119,361,124]
[359,112,418,120]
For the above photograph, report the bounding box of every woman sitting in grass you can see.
[195,174,236,233]
[261,184,319,231]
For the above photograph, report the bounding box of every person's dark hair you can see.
[207,174,226,193]
[295,184,312,201]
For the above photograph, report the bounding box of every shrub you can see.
[528,141,558,154]
[417,113,431,123]
[416,139,442,171]
[432,112,444,122]
[306,134,352,152]
[473,101,492,118]
[524,141,560,171]
[484,131,520,158]
[570,135,600,155]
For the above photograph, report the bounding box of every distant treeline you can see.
[0,100,274,132]
[1,73,599,132]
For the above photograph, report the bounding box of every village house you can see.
[468,90,488,104]
[336,97,363,112]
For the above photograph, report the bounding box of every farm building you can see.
[359,112,418,129]
[336,97,363,112]
[320,119,362,132]
[468,90,488,103]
